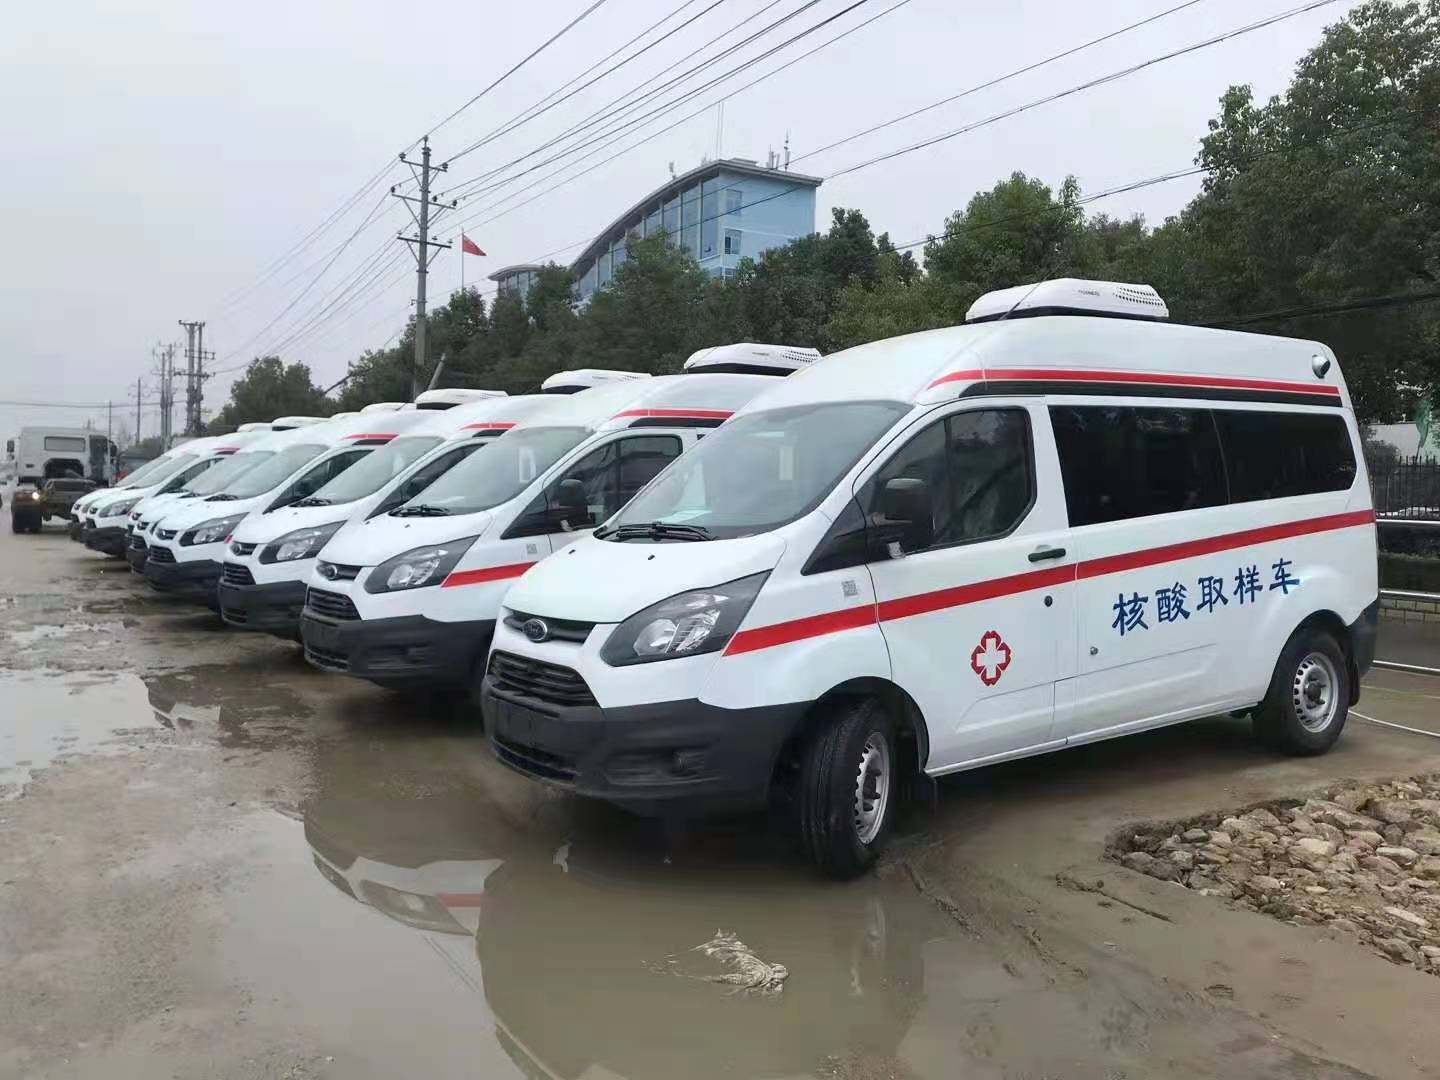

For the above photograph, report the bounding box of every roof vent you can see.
[235,422,272,432]
[269,415,326,430]
[413,388,508,410]
[359,402,407,414]
[966,278,1168,323]
[683,342,821,376]
[540,368,651,395]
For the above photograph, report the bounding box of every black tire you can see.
[1252,627,1349,755]
[796,698,899,879]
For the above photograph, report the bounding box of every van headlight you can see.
[103,497,140,517]
[181,514,245,546]
[600,572,769,666]
[260,522,344,564]
[365,537,478,593]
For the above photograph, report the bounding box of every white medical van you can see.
[141,415,386,603]
[300,348,817,693]
[481,279,1379,878]
[81,436,233,558]
[217,397,522,634]
[70,445,190,541]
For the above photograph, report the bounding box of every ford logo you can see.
[522,617,550,643]
[319,562,338,581]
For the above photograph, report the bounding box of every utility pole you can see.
[178,320,206,436]
[152,342,177,447]
[393,137,455,399]
[129,377,144,444]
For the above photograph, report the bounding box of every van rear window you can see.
[1051,406,1355,527]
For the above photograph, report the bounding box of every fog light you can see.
[671,749,707,777]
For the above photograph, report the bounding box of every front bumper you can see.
[1350,596,1380,695]
[300,608,495,687]
[85,524,128,556]
[480,665,808,815]
[125,534,148,572]
[219,575,308,636]
[68,518,85,541]
[143,555,221,603]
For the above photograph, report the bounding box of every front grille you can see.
[148,547,176,565]
[493,735,578,784]
[230,541,258,557]
[222,606,248,625]
[128,534,146,551]
[305,644,350,671]
[316,561,361,582]
[221,563,254,587]
[488,651,597,708]
[503,609,595,644]
[306,588,359,621]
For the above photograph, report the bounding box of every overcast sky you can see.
[0,0,1349,444]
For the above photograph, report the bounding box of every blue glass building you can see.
[570,158,821,304]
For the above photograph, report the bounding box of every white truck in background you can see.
[8,427,118,487]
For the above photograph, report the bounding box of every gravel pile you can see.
[1113,776,1440,975]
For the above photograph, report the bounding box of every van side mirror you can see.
[878,477,933,553]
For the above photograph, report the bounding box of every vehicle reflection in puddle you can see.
[144,666,310,749]
[0,668,160,797]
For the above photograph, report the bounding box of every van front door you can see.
[861,403,1076,773]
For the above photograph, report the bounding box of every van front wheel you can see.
[1253,628,1349,755]
[796,698,898,879]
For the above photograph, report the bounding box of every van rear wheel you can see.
[1253,628,1349,755]
[796,698,898,879]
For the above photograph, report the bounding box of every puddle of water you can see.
[144,665,311,749]
[0,668,161,797]
[6,620,126,647]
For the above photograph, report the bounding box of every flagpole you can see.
[460,235,465,295]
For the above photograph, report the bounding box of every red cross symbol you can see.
[970,630,1012,687]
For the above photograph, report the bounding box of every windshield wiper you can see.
[292,496,332,507]
[598,521,714,542]
[390,503,451,517]
[206,493,241,501]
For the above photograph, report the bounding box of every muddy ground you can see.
[2,523,1440,1079]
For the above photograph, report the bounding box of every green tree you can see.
[209,356,333,432]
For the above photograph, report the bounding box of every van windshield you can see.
[218,443,327,499]
[602,401,908,540]
[185,452,269,495]
[400,427,588,516]
[312,436,443,504]
[128,453,196,489]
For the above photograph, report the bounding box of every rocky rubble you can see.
[1113,776,1440,976]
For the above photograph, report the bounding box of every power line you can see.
[1201,288,1440,328]
[439,0,723,169]
[420,0,616,140]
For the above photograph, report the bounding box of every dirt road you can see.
[2,521,1438,1079]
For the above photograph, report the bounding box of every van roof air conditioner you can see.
[540,369,651,395]
[269,415,326,430]
[683,342,822,376]
[413,388,508,410]
[236,422,272,432]
[359,402,407,414]
[965,278,1169,324]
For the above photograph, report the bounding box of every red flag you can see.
[461,234,485,257]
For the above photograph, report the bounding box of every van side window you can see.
[862,408,1033,553]
[553,435,683,526]
[1212,411,1356,501]
[1050,406,1226,527]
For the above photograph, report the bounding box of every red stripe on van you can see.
[611,408,734,421]
[722,509,1375,656]
[343,432,399,440]
[928,367,1343,397]
[462,421,517,430]
[440,562,536,588]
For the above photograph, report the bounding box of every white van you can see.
[121,431,277,570]
[300,348,817,693]
[481,279,1380,877]
[217,396,528,634]
[70,445,192,543]
[141,415,391,603]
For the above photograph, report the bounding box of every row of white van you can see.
[71,279,1380,877]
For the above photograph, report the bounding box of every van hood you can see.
[157,495,264,532]
[504,533,787,623]
[133,490,193,518]
[89,489,139,514]
[318,511,494,568]
[232,501,360,545]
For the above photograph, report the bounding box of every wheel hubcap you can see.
[853,733,891,846]
[1292,651,1339,732]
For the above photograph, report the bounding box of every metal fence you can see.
[1371,457,1440,518]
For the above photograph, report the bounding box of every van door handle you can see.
[1027,546,1067,563]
